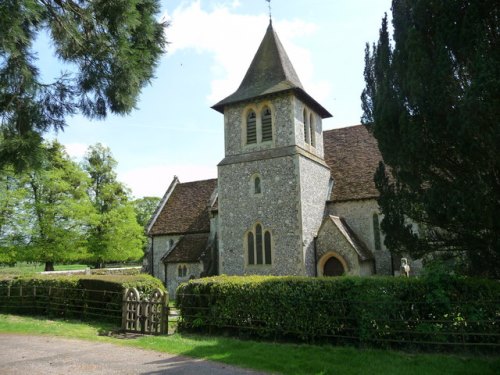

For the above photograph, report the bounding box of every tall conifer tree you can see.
[362,1,500,277]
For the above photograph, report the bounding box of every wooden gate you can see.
[121,288,168,335]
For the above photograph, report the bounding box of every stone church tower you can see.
[212,22,332,276]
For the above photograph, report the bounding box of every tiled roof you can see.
[148,179,217,235]
[212,22,331,118]
[329,216,374,261]
[323,125,382,202]
[163,233,209,263]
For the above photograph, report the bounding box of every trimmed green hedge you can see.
[0,274,165,324]
[176,275,500,352]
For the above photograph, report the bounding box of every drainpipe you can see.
[313,235,318,277]
[151,237,154,277]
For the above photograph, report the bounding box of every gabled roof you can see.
[162,233,209,263]
[325,215,374,261]
[324,124,383,202]
[212,22,331,118]
[148,178,217,236]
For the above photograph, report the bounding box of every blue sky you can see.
[43,0,392,198]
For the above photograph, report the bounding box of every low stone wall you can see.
[39,267,141,276]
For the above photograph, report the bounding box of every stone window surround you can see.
[317,251,349,277]
[244,222,273,267]
[177,264,188,278]
[241,101,275,148]
[250,172,263,196]
[302,106,317,149]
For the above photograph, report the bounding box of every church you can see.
[146,22,407,297]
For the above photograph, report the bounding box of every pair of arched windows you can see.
[303,109,316,147]
[177,264,187,277]
[246,107,273,145]
[247,224,272,265]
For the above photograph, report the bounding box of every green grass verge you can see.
[0,314,498,375]
[0,263,89,275]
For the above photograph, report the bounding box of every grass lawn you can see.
[0,263,88,275]
[0,314,498,375]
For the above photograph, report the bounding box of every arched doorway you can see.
[323,256,345,276]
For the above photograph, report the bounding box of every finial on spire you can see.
[266,0,272,23]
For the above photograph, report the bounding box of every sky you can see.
[43,0,392,198]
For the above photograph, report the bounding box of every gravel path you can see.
[0,334,267,375]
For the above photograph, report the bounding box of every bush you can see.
[176,275,500,352]
[0,274,165,324]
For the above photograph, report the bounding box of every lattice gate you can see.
[121,288,168,335]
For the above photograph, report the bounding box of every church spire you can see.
[212,22,331,118]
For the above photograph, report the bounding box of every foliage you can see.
[133,196,161,229]
[82,144,144,266]
[177,275,500,352]
[18,141,95,271]
[361,1,500,277]
[0,166,29,264]
[0,0,167,171]
[0,273,164,323]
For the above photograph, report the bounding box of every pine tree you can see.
[361,1,500,277]
[0,0,167,171]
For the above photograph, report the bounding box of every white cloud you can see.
[121,164,217,198]
[64,143,88,159]
[163,0,331,104]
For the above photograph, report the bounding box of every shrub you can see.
[176,275,500,352]
[0,274,165,324]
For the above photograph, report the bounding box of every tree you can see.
[0,166,29,264]
[0,0,167,171]
[361,1,500,277]
[133,196,160,255]
[83,144,144,267]
[21,141,94,271]
[133,196,160,229]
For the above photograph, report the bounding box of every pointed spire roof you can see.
[212,22,331,118]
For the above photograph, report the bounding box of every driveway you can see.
[0,334,267,374]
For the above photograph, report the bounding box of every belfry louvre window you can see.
[247,224,272,265]
[303,109,309,144]
[261,107,272,141]
[310,113,315,147]
[246,111,257,144]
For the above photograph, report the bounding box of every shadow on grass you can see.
[2,315,498,375]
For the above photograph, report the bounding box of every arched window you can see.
[254,176,261,194]
[310,113,315,147]
[264,231,272,264]
[247,224,272,265]
[261,107,272,142]
[183,265,187,277]
[373,213,381,251]
[303,109,309,144]
[256,224,263,264]
[247,232,255,265]
[246,111,257,144]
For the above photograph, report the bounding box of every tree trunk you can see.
[44,261,54,272]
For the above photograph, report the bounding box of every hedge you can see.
[0,274,165,324]
[176,275,500,352]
